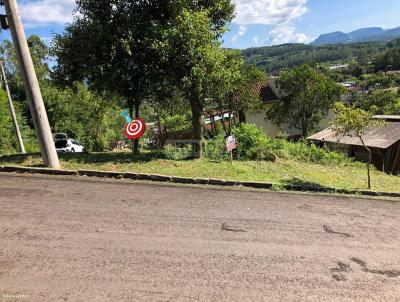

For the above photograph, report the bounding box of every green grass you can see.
[1,152,399,193]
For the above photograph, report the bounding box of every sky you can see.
[2,0,400,49]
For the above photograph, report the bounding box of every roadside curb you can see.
[1,165,399,198]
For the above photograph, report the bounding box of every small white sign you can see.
[226,135,236,152]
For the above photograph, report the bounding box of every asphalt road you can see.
[1,174,400,302]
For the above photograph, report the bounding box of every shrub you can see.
[162,144,192,160]
[202,123,353,165]
[232,123,276,161]
[203,135,229,161]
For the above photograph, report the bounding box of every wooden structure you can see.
[308,116,400,174]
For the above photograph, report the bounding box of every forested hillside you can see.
[242,42,388,73]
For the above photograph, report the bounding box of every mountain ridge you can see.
[312,26,400,45]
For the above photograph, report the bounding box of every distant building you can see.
[308,116,400,174]
[329,64,349,71]
[245,77,333,138]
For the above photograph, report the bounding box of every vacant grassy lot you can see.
[1,152,399,193]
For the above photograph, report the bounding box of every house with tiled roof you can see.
[244,77,334,138]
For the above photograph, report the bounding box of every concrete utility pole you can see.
[3,0,60,168]
[0,60,25,153]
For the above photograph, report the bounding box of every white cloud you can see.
[232,0,311,46]
[233,0,308,26]
[231,25,247,43]
[252,36,261,46]
[268,25,313,45]
[19,0,75,27]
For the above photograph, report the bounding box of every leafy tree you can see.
[267,64,343,137]
[374,39,400,71]
[53,0,171,154]
[1,35,50,102]
[42,83,124,151]
[350,89,399,114]
[332,103,383,189]
[161,5,235,158]
[213,51,267,134]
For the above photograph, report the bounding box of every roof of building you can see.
[308,117,400,149]
[249,77,281,104]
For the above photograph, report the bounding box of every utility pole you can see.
[2,0,60,168]
[0,60,25,153]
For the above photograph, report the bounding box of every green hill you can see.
[242,42,388,73]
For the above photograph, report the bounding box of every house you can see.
[245,77,334,138]
[307,115,400,174]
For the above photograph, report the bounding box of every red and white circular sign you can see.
[124,119,146,140]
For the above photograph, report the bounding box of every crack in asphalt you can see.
[330,261,351,282]
[350,257,400,278]
[323,225,354,238]
[221,223,247,233]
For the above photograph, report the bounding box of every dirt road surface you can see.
[1,174,400,301]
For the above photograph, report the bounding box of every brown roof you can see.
[248,78,280,104]
[308,119,400,149]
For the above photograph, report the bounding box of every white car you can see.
[56,139,85,153]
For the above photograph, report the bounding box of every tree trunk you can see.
[360,137,372,189]
[133,101,140,156]
[238,110,246,124]
[190,100,203,159]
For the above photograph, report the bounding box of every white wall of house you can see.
[246,104,334,137]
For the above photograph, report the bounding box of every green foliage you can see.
[267,64,343,137]
[42,83,124,152]
[204,123,352,165]
[232,123,270,160]
[332,102,385,189]
[332,102,381,138]
[374,39,400,71]
[350,89,399,114]
[265,139,353,166]
[1,35,50,101]
[160,144,193,160]
[0,90,38,154]
[242,42,386,73]
[203,135,229,161]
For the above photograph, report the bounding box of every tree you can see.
[1,35,50,102]
[161,5,235,158]
[332,102,384,189]
[53,0,171,155]
[267,64,343,137]
[53,0,234,157]
[350,89,399,115]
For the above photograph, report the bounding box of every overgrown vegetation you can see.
[204,124,353,166]
[3,152,399,193]
[0,90,38,154]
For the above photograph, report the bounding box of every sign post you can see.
[226,135,236,163]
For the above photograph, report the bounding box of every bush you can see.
[232,123,275,161]
[161,144,192,160]
[264,138,353,166]
[0,90,38,154]
[204,135,229,161]
[204,123,353,165]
